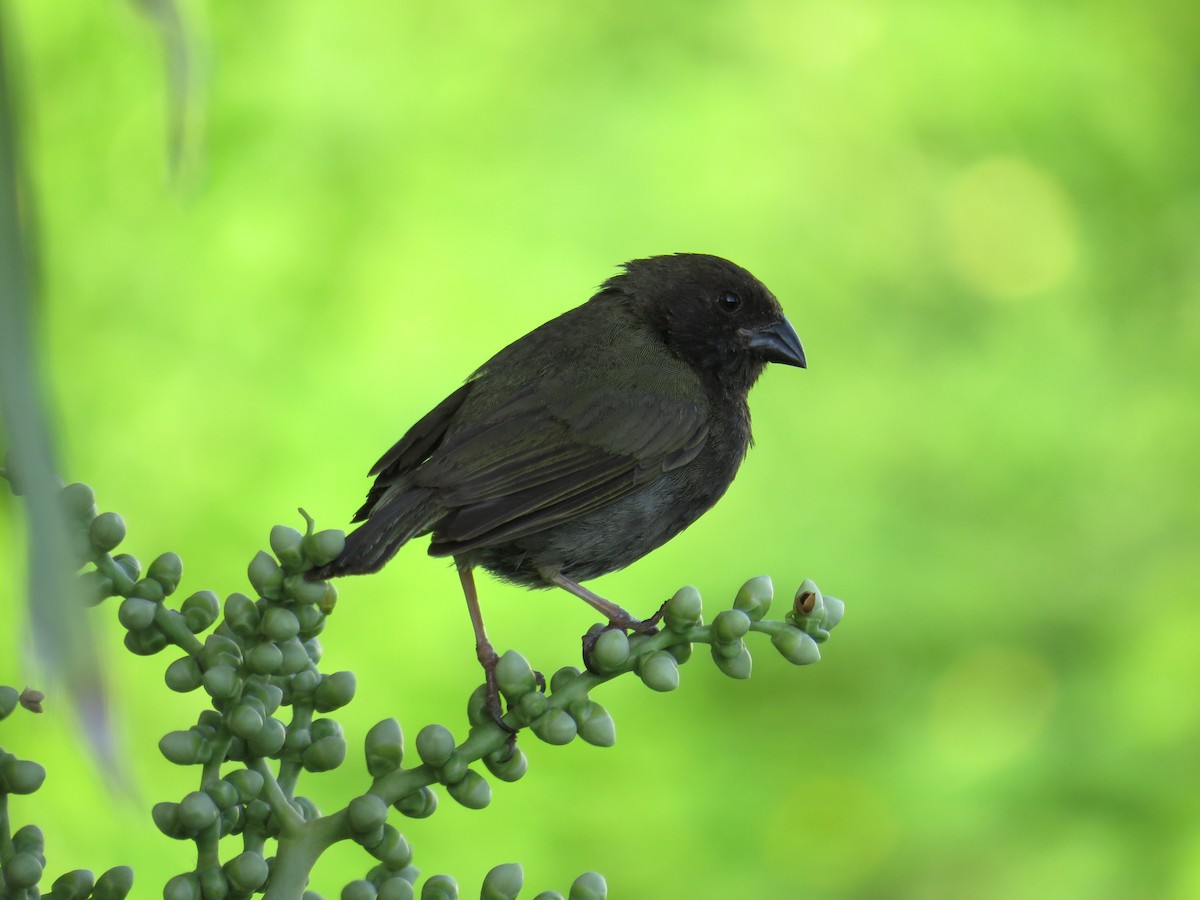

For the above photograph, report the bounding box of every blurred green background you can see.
[2,0,1199,896]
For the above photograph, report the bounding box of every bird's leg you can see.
[539,567,663,634]
[457,560,515,733]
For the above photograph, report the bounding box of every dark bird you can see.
[311,253,805,721]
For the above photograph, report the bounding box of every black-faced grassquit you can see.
[311,253,805,720]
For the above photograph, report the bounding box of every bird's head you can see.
[606,253,806,393]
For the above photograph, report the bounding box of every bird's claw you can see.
[477,644,518,734]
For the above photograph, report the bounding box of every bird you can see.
[310,253,805,723]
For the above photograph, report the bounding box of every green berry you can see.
[2,852,44,889]
[118,596,157,631]
[303,734,348,771]
[589,629,629,671]
[517,690,548,720]
[483,744,527,783]
[822,595,845,630]
[163,873,201,900]
[224,592,260,637]
[181,590,220,633]
[89,511,126,552]
[0,685,19,719]
[226,768,265,802]
[666,641,692,664]
[439,752,468,786]
[60,482,97,522]
[343,879,378,900]
[466,684,491,726]
[394,786,437,819]
[228,704,265,739]
[318,582,339,614]
[420,874,458,900]
[278,637,311,674]
[365,718,404,776]
[206,780,239,810]
[305,637,324,664]
[303,529,346,567]
[148,552,184,594]
[130,578,166,602]
[531,709,577,745]
[165,656,202,692]
[159,729,211,765]
[370,825,412,869]
[248,551,285,599]
[270,525,305,570]
[51,870,96,899]
[733,575,773,621]
[311,717,343,741]
[569,872,607,900]
[296,602,326,637]
[549,666,581,693]
[415,724,455,767]
[124,627,169,656]
[224,853,269,892]
[179,790,220,832]
[348,794,389,834]
[201,633,241,672]
[771,626,821,665]
[481,863,522,900]
[495,650,537,698]
[284,573,329,605]
[262,606,300,642]
[202,665,240,700]
[788,579,824,627]
[571,700,615,747]
[113,552,141,581]
[93,865,135,900]
[247,715,287,757]
[247,641,284,674]
[284,724,313,756]
[712,637,745,659]
[11,823,44,853]
[712,609,752,643]
[664,584,702,631]
[315,671,357,711]
[379,879,415,900]
[2,758,46,794]
[152,801,186,838]
[291,668,320,700]
[713,645,753,679]
[636,651,680,692]
[292,795,322,822]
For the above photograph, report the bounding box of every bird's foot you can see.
[477,643,517,734]
[605,601,665,636]
[580,604,665,673]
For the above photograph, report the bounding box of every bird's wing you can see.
[353,381,475,522]
[419,380,710,554]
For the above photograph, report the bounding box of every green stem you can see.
[248,758,304,837]
[154,602,205,656]
[93,552,136,596]
[278,703,312,797]
[0,791,11,864]
[263,811,350,900]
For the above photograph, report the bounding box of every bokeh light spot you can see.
[928,645,1058,773]
[942,156,1079,298]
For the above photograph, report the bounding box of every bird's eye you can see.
[718,291,742,314]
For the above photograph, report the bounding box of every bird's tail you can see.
[309,488,436,579]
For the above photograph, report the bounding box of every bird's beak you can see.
[745,318,806,368]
